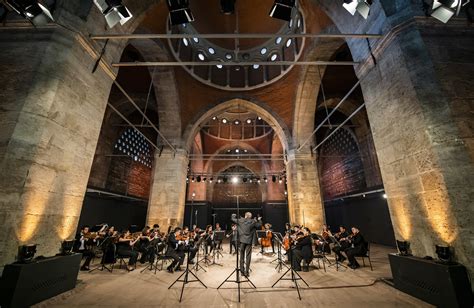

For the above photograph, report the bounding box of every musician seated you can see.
[315,224,331,253]
[292,227,313,272]
[332,226,350,262]
[343,227,368,269]
[138,226,153,263]
[166,227,197,273]
[204,225,215,255]
[74,225,96,271]
[116,230,140,271]
[215,223,223,250]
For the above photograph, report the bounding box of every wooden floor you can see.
[36,244,432,307]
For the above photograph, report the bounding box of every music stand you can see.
[271,243,309,300]
[327,235,347,271]
[217,194,256,303]
[89,235,115,273]
[192,235,207,272]
[168,245,207,302]
[140,238,162,273]
[213,231,225,259]
[270,232,288,272]
[256,230,268,255]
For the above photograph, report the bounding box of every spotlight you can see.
[431,0,463,23]
[272,175,276,183]
[383,193,388,199]
[435,245,452,262]
[212,116,217,121]
[279,178,283,184]
[5,0,54,26]
[234,119,240,125]
[223,177,228,183]
[197,175,201,182]
[257,116,262,120]
[209,177,213,183]
[17,244,37,263]
[243,177,248,183]
[94,0,132,28]
[167,0,194,25]
[192,191,196,198]
[202,177,207,182]
[246,119,252,124]
[222,118,228,124]
[249,178,253,183]
[269,0,295,22]
[257,178,261,183]
[231,176,239,184]
[217,178,222,183]
[284,190,288,195]
[220,0,235,14]
[342,0,372,19]
[396,240,411,256]
[235,148,240,153]
[191,176,195,182]
[264,177,268,183]
[60,240,75,255]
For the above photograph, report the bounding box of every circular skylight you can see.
[275,37,282,44]
[270,54,278,61]
[289,19,294,28]
[216,64,223,69]
[193,37,199,43]
[208,47,215,54]
[252,64,260,69]
[182,38,189,46]
[260,47,268,55]
[225,53,233,60]
[198,53,205,61]
[297,18,301,28]
[286,39,292,48]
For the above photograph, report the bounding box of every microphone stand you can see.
[217,193,256,302]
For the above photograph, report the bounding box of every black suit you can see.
[345,233,367,266]
[292,236,313,271]
[73,232,95,269]
[231,214,262,275]
[332,231,350,260]
[166,233,182,269]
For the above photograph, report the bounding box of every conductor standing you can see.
[231,212,262,277]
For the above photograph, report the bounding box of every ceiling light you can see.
[270,54,278,61]
[222,118,228,124]
[197,52,205,61]
[257,116,262,120]
[252,64,260,69]
[212,116,217,120]
[220,0,236,14]
[260,47,268,55]
[209,177,213,183]
[275,37,282,44]
[197,175,201,182]
[235,148,240,153]
[383,193,387,199]
[208,47,216,54]
[286,38,292,47]
[246,119,252,124]
[234,119,240,125]
[167,0,194,25]
[342,0,372,19]
[264,177,268,183]
[193,37,199,43]
[269,0,295,21]
[232,176,239,184]
[272,175,276,183]
[6,0,54,26]
[225,53,233,60]
[182,38,189,46]
[431,0,463,23]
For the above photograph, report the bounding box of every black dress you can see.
[292,236,313,270]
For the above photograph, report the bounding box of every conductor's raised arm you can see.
[231,213,238,223]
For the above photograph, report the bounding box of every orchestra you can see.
[73,218,369,274]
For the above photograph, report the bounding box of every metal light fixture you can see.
[220,0,235,14]
[167,0,194,25]
[431,0,464,23]
[94,0,132,28]
[396,240,411,256]
[17,244,37,263]
[435,245,452,262]
[5,0,54,26]
[269,0,295,22]
[342,0,372,20]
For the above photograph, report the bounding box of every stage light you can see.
[342,0,372,19]
[167,0,194,25]
[17,244,37,263]
[284,190,288,195]
[94,0,132,28]
[257,116,262,120]
[264,177,268,183]
[209,177,213,183]
[257,179,261,184]
[212,116,217,120]
[191,176,195,182]
[220,0,235,14]
[5,0,54,26]
[202,177,207,182]
[249,178,253,183]
[435,245,452,262]
[243,177,248,183]
[246,119,252,124]
[269,0,295,22]
[279,178,283,184]
[192,191,196,197]
[231,176,239,184]
[235,148,240,153]
[234,119,240,125]
[272,175,276,183]
[217,178,222,183]
[383,193,387,199]
[396,240,410,256]
[431,0,463,23]
[197,175,201,182]
[60,240,75,255]
[222,118,228,124]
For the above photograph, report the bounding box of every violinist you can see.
[138,226,154,263]
[165,227,183,273]
[204,225,215,255]
[215,223,223,250]
[167,227,198,273]
[74,225,96,271]
[116,230,140,271]
[343,227,367,269]
[315,224,331,253]
[226,224,238,254]
[332,226,351,262]
[292,227,313,272]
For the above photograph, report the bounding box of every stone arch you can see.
[182,98,292,153]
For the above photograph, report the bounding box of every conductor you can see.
[231,212,262,277]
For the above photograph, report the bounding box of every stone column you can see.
[0,27,113,268]
[285,149,325,231]
[358,23,474,275]
[147,149,188,229]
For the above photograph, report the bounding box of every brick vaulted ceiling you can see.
[136,0,335,136]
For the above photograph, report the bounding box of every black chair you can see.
[312,253,327,272]
[154,243,174,273]
[355,242,373,271]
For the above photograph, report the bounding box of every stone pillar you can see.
[285,149,325,231]
[147,149,188,229]
[0,27,113,268]
[358,23,474,275]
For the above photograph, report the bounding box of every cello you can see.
[261,223,273,248]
